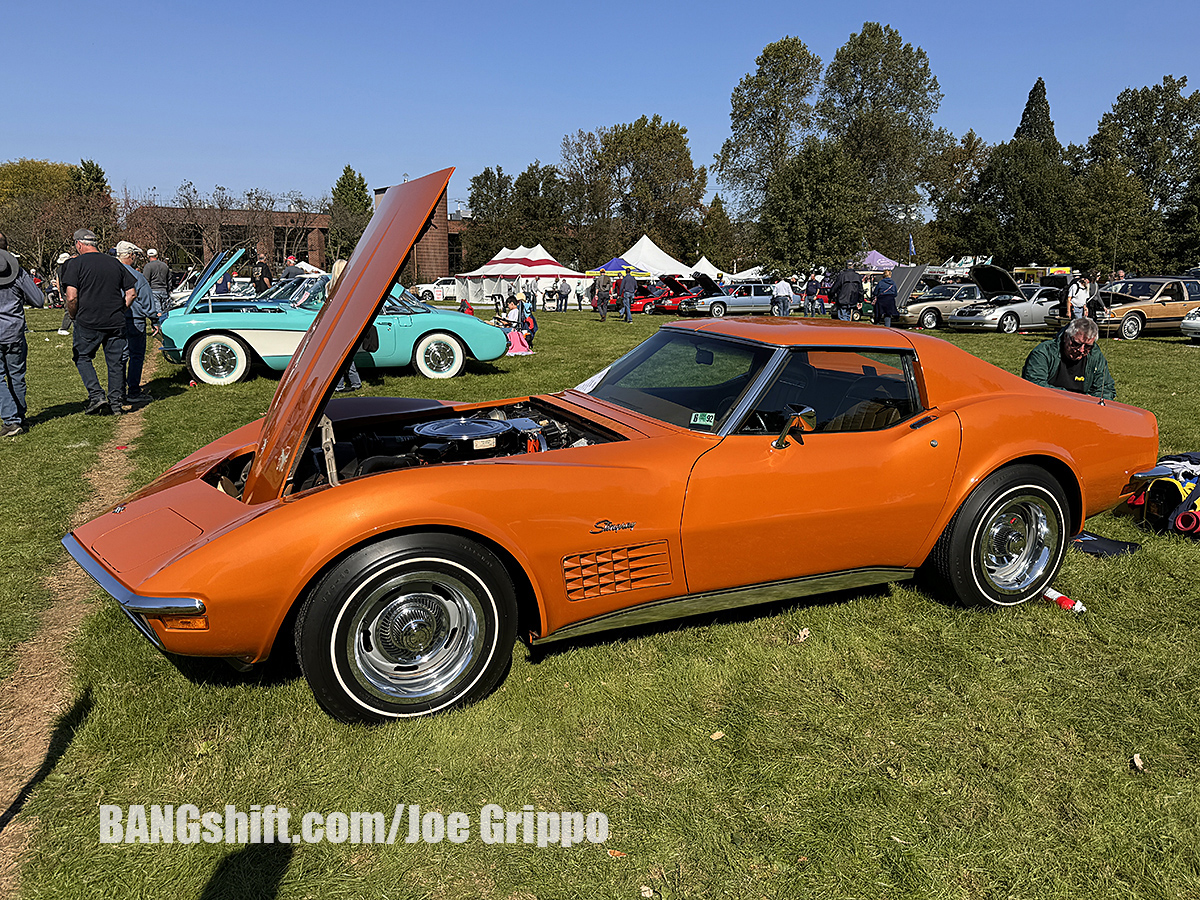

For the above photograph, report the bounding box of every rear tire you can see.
[928,465,1069,609]
[413,332,465,378]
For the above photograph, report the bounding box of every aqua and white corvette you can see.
[159,251,508,385]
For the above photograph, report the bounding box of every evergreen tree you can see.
[70,159,109,196]
[327,165,373,260]
[1013,78,1060,149]
[699,195,737,271]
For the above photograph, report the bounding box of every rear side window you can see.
[736,349,921,435]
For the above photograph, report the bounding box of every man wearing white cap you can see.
[61,228,137,415]
[54,250,75,334]
[142,248,171,320]
[116,241,155,404]
[0,233,45,436]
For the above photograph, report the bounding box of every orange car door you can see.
[679,351,962,595]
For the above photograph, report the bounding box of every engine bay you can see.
[287,399,623,492]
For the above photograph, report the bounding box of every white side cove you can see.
[232,329,306,359]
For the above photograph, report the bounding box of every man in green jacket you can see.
[1021,317,1116,399]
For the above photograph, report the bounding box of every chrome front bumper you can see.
[61,533,206,650]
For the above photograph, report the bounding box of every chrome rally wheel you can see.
[297,534,516,723]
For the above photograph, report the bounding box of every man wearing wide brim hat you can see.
[0,236,46,437]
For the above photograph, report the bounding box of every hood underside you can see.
[242,168,453,505]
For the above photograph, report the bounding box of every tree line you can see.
[463,23,1200,277]
[4,24,1196,281]
[0,161,374,276]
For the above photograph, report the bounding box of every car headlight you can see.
[1186,309,1200,321]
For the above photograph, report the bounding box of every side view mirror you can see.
[772,404,817,448]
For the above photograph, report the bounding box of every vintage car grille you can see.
[563,542,672,601]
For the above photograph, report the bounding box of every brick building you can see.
[373,184,464,279]
[126,205,331,270]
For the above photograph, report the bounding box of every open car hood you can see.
[242,168,453,504]
[659,275,690,296]
[970,264,1023,300]
[183,249,246,313]
[892,264,927,305]
[691,272,727,297]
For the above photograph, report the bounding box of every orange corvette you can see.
[64,170,1160,724]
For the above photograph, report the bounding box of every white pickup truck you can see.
[411,277,458,303]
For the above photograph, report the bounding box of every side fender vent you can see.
[563,542,672,601]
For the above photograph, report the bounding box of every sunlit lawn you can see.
[7,306,1200,899]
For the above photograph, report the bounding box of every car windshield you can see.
[291,275,330,310]
[1108,281,1160,299]
[582,330,774,432]
[377,284,434,314]
[921,285,959,299]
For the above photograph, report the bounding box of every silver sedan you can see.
[947,285,1061,333]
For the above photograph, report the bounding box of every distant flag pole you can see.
[908,233,915,261]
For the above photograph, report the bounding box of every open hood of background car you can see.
[659,275,690,295]
[183,248,246,313]
[691,272,727,297]
[970,264,1024,300]
[241,168,453,504]
[892,264,928,305]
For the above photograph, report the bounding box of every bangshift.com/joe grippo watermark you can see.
[99,803,609,847]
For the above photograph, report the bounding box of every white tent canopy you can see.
[691,255,730,280]
[455,244,588,307]
[730,265,765,281]
[621,235,691,277]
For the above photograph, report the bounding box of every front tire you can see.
[928,465,1069,609]
[413,332,466,378]
[999,312,1019,334]
[187,333,250,385]
[709,302,727,318]
[295,534,517,723]
[919,308,939,329]
[420,290,434,303]
[1120,314,1143,340]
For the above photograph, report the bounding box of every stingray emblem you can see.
[590,519,636,534]
[113,506,125,514]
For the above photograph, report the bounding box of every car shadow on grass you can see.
[526,584,893,664]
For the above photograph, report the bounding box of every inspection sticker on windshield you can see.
[691,412,715,427]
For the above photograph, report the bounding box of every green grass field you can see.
[6,306,1200,899]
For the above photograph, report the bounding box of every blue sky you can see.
[8,0,1196,211]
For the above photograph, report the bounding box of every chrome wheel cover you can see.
[200,342,239,378]
[976,491,1060,601]
[346,565,484,704]
[422,340,457,374]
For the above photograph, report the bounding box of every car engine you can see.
[290,400,620,492]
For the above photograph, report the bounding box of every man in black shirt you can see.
[251,253,273,293]
[61,228,137,414]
